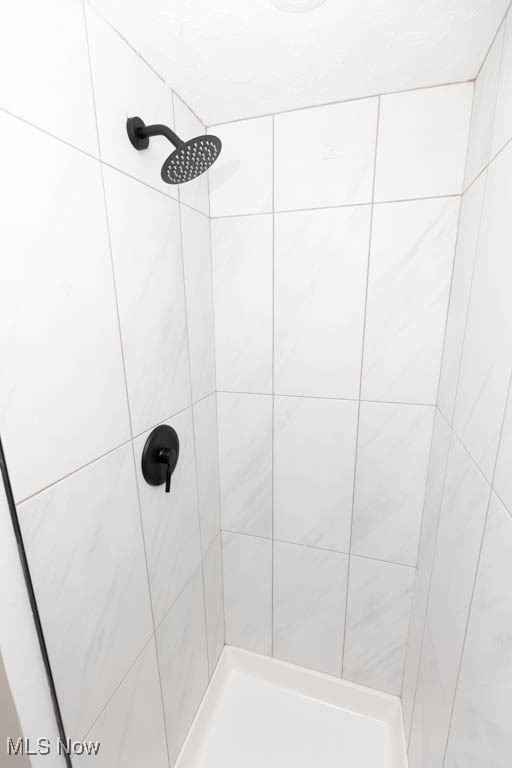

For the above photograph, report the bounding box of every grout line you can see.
[440,371,511,766]
[0,106,211,223]
[341,94,381,679]
[400,408,436,712]
[463,16,506,193]
[82,0,135,442]
[447,167,490,435]
[405,407,453,749]
[172,89,209,137]
[207,144,227,651]
[80,632,155,741]
[16,439,132,506]
[438,409,494,491]
[153,561,204,634]
[176,182,213,677]
[15,395,215,507]
[209,192,462,220]
[219,527,415,569]
[474,0,512,81]
[271,113,276,658]
[206,78,473,130]
[131,394,215,441]
[81,0,102,158]
[85,0,207,126]
[128,439,173,768]
[100,159,205,215]
[208,213,227,651]
[463,131,512,196]
[216,390,436,409]
[84,4,172,760]
[97,165,135,438]
[0,104,99,161]
[433,188,464,412]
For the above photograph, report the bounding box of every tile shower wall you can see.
[404,9,512,767]
[210,82,473,696]
[0,2,222,766]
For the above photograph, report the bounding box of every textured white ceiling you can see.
[90,0,508,125]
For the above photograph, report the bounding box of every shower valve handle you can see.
[158,447,177,493]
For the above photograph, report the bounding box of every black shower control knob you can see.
[141,426,179,494]
[158,447,177,493]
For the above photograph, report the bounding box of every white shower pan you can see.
[176,647,408,768]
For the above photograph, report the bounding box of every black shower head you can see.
[126,116,222,185]
[161,135,221,185]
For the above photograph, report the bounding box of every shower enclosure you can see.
[1,1,511,767]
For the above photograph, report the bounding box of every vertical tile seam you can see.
[207,137,228,649]
[205,143,227,654]
[464,21,505,191]
[405,417,453,749]
[82,0,133,440]
[81,5,173,763]
[441,370,512,766]
[474,0,512,81]
[175,161,212,678]
[406,76,474,725]
[271,113,276,658]
[341,94,381,679]
[448,171,491,437]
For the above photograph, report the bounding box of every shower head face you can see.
[161,135,222,185]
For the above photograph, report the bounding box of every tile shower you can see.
[0,1,511,767]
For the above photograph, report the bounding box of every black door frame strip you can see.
[0,436,73,768]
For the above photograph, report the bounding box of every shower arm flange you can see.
[126,116,185,150]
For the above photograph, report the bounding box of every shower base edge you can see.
[175,646,408,768]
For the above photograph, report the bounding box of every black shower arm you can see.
[136,123,185,148]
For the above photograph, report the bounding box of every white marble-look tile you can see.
[76,640,168,767]
[275,99,378,211]
[401,412,451,740]
[134,409,202,627]
[212,215,273,394]
[407,622,450,768]
[427,436,490,695]
[222,532,272,655]
[375,84,472,202]
[437,173,486,423]
[273,541,348,676]
[217,393,272,538]
[274,396,358,552]
[492,13,512,157]
[494,381,512,514]
[362,197,459,405]
[18,445,153,739]
[202,536,225,676]
[464,26,504,187]
[454,141,512,481]
[181,205,215,402]
[103,166,191,435]
[274,206,371,399]
[85,7,177,198]
[209,117,273,217]
[444,493,512,768]
[408,435,490,764]
[173,94,209,215]
[352,402,434,567]
[0,0,97,154]
[156,569,209,767]
[343,556,414,696]
[0,113,129,502]
[193,394,221,554]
